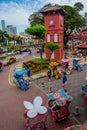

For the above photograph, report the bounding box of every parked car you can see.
[3,56,16,66]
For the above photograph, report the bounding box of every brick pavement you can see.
[1,51,87,130]
[0,65,78,130]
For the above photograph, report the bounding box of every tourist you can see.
[64,52,68,59]
[0,61,2,70]
[62,72,67,87]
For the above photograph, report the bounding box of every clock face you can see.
[50,20,54,25]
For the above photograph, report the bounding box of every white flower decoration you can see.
[23,96,47,118]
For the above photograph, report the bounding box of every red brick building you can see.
[69,27,87,42]
[81,27,87,42]
[40,6,65,61]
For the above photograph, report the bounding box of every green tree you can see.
[28,3,85,46]
[11,36,16,45]
[28,12,44,26]
[62,4,85,46]
[29,4,53,26]
[16,36,23,45]
[25,25,46,39]
[0,30,9,46]
[25,25,46,59]
[74,2,84,12]
[45,42,60,60]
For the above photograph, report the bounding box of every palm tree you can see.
[45,42,60,60]
[16,36,23,45]
[0,29,9,46]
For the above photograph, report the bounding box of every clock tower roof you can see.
[40,5,65,16]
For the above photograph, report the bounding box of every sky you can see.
[0,0,87,34]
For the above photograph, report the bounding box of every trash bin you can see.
[84,95,87,107]
[27,69,31,77]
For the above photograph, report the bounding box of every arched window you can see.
[51,52,54,59]
[47,34,50,42]
[54,33,58,42]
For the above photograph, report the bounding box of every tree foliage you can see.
[45,42,60,59]
[25,25,46,59]
[15,36,23,45]
[28,12,44,26]
[28,2,85,46]
[0,29,9,46]
[74,2,84,12]
[62,4,85,45]
[25,25,46,39]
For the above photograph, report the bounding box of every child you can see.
[62,72,67,87]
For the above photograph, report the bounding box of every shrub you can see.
[32,58,50,64]
[32,65,43,73]
[22,58,50,74]
[22,62,35,69]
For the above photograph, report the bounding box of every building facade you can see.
[6,25,17,34]
[1,20,6,31]
[40,6,65,61]
[1,20,17,34]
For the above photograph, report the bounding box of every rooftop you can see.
[40,5,65,15]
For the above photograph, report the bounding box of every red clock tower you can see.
[40,6,65,61]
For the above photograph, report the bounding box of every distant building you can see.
[1,20,6,31]
[12,27,17,34]
[1,20,17,34]
[6,25,17,34]
[19,32,31,44]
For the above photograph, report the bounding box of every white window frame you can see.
[51,52,54,59]
[47,34,50,42]
[54,33,58,42]
[50,20,54,25]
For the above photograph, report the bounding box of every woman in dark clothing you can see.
[0,61,2,71]
[62,72,67,87]
[47,70,51,81]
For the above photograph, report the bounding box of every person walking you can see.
[0,61,3,71]
[47,69,51,81]
[47,69,52,92]
[62,72,67,87]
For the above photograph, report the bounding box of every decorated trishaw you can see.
[48,89,72,122]
[61,59,72,75]
[13,69,30,91]
[23,96,47,130]
[49,61,62,79]
[81,77,87,95]
[73,58,83,72]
